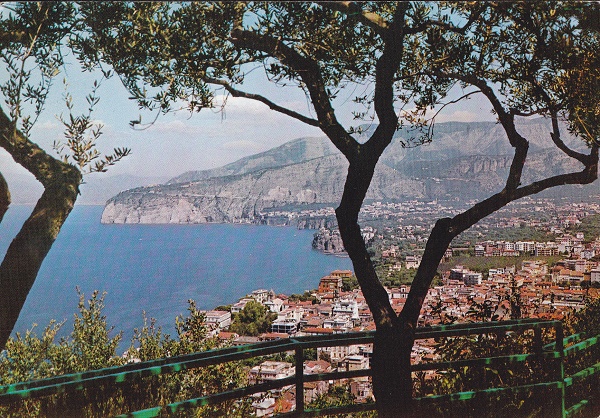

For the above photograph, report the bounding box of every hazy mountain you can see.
[101,119,595,224]
[7,173,168,206]
[102,154,424,223]
[167,136,339,184]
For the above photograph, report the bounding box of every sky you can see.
[1,54,496,182]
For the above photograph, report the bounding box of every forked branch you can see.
[0,107,81,348]
[230,28,359,161]
[203,77,319,127]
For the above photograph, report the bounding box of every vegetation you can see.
[229,300,276,337]
[288,291,320,304]
[571,214,600,241]
[0,2,598,417]
[75,4,600,415]
[1,289,599,416]
[0,292,250,417]
[307,385,376,418]
[417,292,600,417]
[455,226,556,246]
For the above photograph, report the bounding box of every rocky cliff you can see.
[312,228,346,254]
[102,154,424,224]
[102,119,591,225]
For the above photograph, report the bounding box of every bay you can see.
[2,206,351,346]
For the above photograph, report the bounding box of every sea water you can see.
[2,206,351,346]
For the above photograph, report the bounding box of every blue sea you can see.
[1,206,351,346]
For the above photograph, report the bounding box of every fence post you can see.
[533,325,542,355]
[296,345,305,415]
[555,322,566,418]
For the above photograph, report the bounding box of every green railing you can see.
[0,318,598,417]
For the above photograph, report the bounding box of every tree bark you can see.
[0,108,81,348]
[0,171,10,223]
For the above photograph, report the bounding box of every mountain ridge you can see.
[101,119,595,225]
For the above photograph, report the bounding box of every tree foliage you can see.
[229,300,276,336]
[0,2,130,349]
[70,2,600,415]
[0,292,251,417]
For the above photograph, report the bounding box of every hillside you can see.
[101,119,594,224]
[167,136,339,184]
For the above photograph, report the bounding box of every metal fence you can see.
[0,318,598,417]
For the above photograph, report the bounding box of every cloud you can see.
[435,110,481,123]
[221,139,263,153]
[35,120,61,131]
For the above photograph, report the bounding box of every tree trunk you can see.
[0,108,82,348]
[372,320,416,418]
[336,161,414,416]
[0,181,80,347]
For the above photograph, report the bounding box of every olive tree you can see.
[0,2,129,348]
[75,2,599,416]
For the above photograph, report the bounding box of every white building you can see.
[249,361,294,384]
[591,268,600,284]
[202,310,232,330]
[463,272,483,286]
[251,289,270,303]
[264,297,285,313]
[405,255,422,269]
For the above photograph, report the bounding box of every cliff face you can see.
[102,119,589,225]
[102,154,424,224]
[167,136,339,184]
[312,228,346,254]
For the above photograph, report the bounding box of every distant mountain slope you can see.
[102,119,594,224]
[102,154,424,224]
[167,136,339,184]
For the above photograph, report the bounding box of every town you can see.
[181,196,600,415]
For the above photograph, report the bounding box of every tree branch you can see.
[436,71,528,190]
[203,77,319,127]
[401,143,598,326]
[322,2,389,36]
[549,110,591,164]
[335,5,410,329]
[336,164,397,328]
[0,172,10,223]
[366,3,409,158]
[229,29,359,161]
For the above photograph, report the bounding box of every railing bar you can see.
[0,341,299,398]
[0,339,297,394]
[543,333,585,350]
[303,369,372,384]
[295,346,304,414]
[0,320,558,395]
[0,319,570,413]
[563,336,599,356]
[565,361,600,384]
[413,318,549,334]
[116,376,298,417]
[417,322,556,339]
[415,380,563,403]
[295,336,374,349]
[411,352,541,372]
[565,399,589,418]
